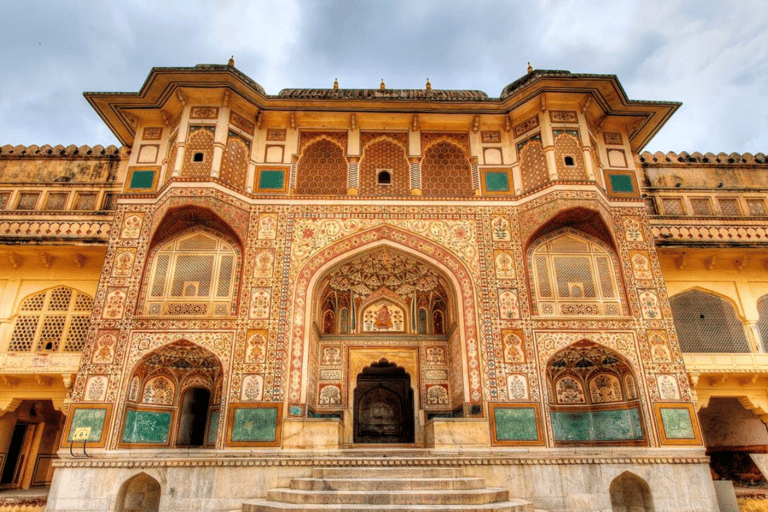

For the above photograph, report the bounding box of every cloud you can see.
[0,0,765,152]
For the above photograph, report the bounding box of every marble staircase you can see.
[242,466,541,512]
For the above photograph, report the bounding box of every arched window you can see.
[9,287,93,352]
[670,289,750,353]
[755,295,768,352]
[144,232,236,316]
[530,231,623,316]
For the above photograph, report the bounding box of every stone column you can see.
[171,107,191,178]
[347,157,359,195]
[539,112,558,181]
[409,157,422,195]
[210,108,230,179]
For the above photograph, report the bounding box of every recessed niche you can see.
[193,152,205,162]
[377,170,392,185]
[564,156,575,166]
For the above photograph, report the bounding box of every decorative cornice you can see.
[0,144,123,158]
[640,151,768,166]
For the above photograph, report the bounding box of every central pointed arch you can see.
[287,224,483,416]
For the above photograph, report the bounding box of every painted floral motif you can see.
[240,375,264,401]
[589,373,622,403]
[85,376,107,401]
[639,290,662,319]
[502,332,525,363]
[142,376,174,405]
[102,289,127,319]
[631,252,653,280]
[623,217,644,242]
[494,251,516,279]
[319,384,342,406]
[657,374,680,400]
[648,330,672,363]
[426,347,446,365]
[253,250,275,278]
[507,374,528,400]
[245,332,267,363]
[257,213,278,239]
[92,332,117,364]
[498,289,520,319]
[426,384,449,405]
[321,346,341,365]
[128,376,140,401]
[112,248,135,277]
[249,288,271,319]
[120,213,143,239]
[556,376,585,404]
[491,216,511,241]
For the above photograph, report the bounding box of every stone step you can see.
[290,476,487,491]
[243,499,536,512]
[266,488,510,506]
[312,467,465,479]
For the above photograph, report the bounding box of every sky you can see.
[1,0,766,154]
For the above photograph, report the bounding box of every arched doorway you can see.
[115,472,161,512]
[353,359,414,444]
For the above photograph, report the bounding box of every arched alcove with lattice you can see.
[670,289,750,353]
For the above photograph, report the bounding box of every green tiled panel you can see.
[129,170,156,189]
[207,411,220,444]
[609,174,634,193]
[122,409,172,444]
[67,408,107,442]
[593,408,643,441]
[552,411,595,442]
[494,407,538,441]
[553,408,643,442]
[259,170,285,190]
[231,407,278,442]
[484,172,509,192]
[661,407,695,439]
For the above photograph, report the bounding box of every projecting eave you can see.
[85,65,681,152]
[84,64,269,146]
[499,70,682,152]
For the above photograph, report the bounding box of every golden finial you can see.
[527,62,533,74]
[380,79,386,90]
[228,55,235,67]
[333,78,339,90]
[425,78,432,91]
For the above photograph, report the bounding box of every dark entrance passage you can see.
[176,388,210,447]
[353,359,414,444]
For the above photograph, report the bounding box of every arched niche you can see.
[670,288,750,353]
[353,359,414,444]
[314,246,454,335]
[609,472,654,512]
[122,340,223,448]
[114,472,161,512]
[547,340,645,446]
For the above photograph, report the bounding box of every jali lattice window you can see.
[531,231,623,316]
[670,289,750,353]
[145,232,236,316]
[9,287,93,352]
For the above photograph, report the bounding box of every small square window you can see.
[377,170,392,185]
[484,171,509,193]
[258,170,285,190]
[193,152,205,162]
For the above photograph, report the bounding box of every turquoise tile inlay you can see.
[552,410,594,442]
[259,170,285,190]
[484,172,509,192]
[609,174,634,193]
[552,407,643,442]
[129,170,156,189]
[660,407,695,439]
[231,407,278,442]
[207,411,220,445]
[494,406,538,441]
[67,408,107,442]
[289,405,303,416]
[121,409,172,444]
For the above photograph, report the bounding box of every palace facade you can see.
[0,63,766,511]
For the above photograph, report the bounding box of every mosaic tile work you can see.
[230,406,278,443]
[493,406,539,442]
[121,409,172,444]
[660,407,695,439]
[207,411,220,445]
[67,407,107,443]
[551,407,643,442]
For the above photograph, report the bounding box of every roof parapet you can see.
[640,151,767,165]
